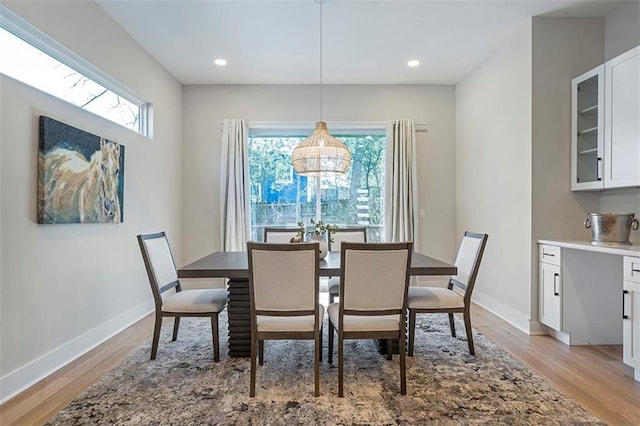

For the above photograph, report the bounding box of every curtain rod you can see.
[221,121,428,133]
[243,121,428,127]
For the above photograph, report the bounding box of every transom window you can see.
[248,126,386,242]
[0,6,151,136]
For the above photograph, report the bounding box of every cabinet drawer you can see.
[539,245,561,265]
[624,256,640,283]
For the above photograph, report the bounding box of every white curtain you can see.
[384,119,418,250]
[220,119,251,251]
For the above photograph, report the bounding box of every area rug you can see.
[47,311,603,425]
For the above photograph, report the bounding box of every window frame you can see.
[0,5,152,138]
[247,121,387,241]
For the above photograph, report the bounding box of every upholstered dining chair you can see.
[263,227,301,243]
[327,242,413,397]
[327,227,367,304]
[137,232,228,361]
[407,231,488,356]
[247,242,323,397]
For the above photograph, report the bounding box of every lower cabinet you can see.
[539,245,562,330]
[623,256,640,377]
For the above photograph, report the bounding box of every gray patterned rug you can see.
[47,310,603,425]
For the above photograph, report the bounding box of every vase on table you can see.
[309,234,328,259]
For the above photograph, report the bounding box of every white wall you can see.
[456,22,533,331]
[182,84,458,282]
[530,17,604,322]
[0,0,183,402]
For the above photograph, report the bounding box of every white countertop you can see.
[538,239,640,256]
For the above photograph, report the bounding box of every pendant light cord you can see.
[319,0,323,121]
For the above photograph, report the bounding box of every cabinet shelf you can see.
[580,105,598,114]
[578,126,598,135]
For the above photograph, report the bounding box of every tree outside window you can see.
[248,134,385,242]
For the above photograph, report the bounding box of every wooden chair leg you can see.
[150,312,162,360]
[408,310,416,356]
[386,339,392,360]
[250,335,257,397]
[464,311,475,355]
[315,332,320,397]
[211,315,220,362]
[448,312,456,337]
[172,317,180,341]
[328,322,334,364]
[399,331,407,395]
[319,326,323,363]
[338,333,344,397]
[258,340,264,365]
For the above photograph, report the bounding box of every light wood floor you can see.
[1,303,639,425]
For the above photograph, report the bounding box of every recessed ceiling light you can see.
[407,60,420,67]
[214,58,227,66]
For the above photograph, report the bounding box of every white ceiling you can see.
[96,0,627,85]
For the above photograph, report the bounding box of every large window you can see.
[0,6,151,136]
[248,127,386,242]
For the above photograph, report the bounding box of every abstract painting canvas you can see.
[38,116,125,224]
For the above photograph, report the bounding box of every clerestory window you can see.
[0,6,152,137]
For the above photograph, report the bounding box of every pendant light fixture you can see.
[292,0,351,177]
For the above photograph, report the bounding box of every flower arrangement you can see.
[297,219,339,243]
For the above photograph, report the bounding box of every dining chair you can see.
[247,242,323,397]
[327,242,413,397]
[407,231,488,356]
[263,227,301,243]
[327,227,367,304]
[137,232,228,361]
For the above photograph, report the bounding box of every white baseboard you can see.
[472,291,532,334]
[0,300,154,404]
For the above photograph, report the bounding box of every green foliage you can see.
[248,134,386,242]
[297,219,339,243]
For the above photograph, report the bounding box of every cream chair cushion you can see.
[257,305,325,332]
[407,287,464,310]
[327,276,340,295]
[162,289,228,313]
[327,303,400,332]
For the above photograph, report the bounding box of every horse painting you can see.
[38,117,125,224]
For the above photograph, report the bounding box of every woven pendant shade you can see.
[292,121,351,176]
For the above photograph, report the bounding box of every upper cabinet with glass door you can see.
[571,65,604,191]
[571,45,640,191]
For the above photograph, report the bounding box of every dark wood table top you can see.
[178,250,456,279]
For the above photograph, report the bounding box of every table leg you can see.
[227,278,251,357]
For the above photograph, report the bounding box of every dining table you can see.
[178,250,457,357]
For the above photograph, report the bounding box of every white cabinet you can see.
[623,256,640,379]
[571,66,604,190]
[605,46,640,188]
[539,245,562,330]
[571,45,640,191]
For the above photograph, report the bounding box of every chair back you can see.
[263,227,300,243]
[328,227,367,251]
[247,242,319,315]
[450,232,488,302]
[340,242,412,315]
[137,232,180,307]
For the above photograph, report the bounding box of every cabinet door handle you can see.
[596,157,602,181]
[553,273,559,296]
[543,252,555,257]
[622,290,629,320]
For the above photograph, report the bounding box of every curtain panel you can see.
[384,119,419,250]
[220,119,251,251]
